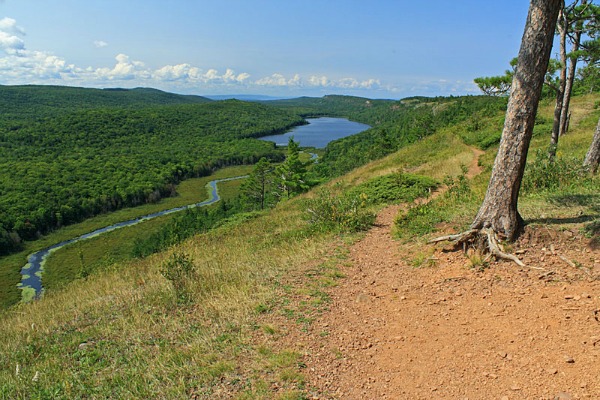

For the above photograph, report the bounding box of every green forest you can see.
[0,88,307,254]
[0,84,512,258]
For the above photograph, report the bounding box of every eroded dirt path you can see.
[264,148,600,399]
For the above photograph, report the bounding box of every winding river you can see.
[19,176,247,301]
[18,117,370,301]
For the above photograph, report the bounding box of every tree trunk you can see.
[550,7,568,159]
[559,34,581,136]
[559,1,586,137]
[472,0,561,241]
[584,116,600,174]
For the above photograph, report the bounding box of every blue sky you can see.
[0,0,531,99]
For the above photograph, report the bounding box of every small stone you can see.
[356,293,370,303]
[554,392,573,400]
[564,356,575,363]
[564,294,575,300]
[511,385,522,390]
[547,368,558,375]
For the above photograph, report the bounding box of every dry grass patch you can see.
[0,198,337,398]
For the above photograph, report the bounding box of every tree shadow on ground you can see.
[547,193,600,211]
[526,193,600,249]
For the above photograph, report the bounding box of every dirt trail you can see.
[271,148,600,399]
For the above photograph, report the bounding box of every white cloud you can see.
[93,40,108,48]
[308,75,331,87]
[0,18,393,96]
[94,53,149,81]
[256,73,302,87]
[0,31,24,54]
[0,17,25,54]
[0,17,25,36]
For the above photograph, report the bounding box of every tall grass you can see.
[0,94,597,398]
[0,199,329,398]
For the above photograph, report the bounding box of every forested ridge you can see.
[265,95,508,176]
[0,85,211,123]
[0,85,510,256]
[0,88,305,254]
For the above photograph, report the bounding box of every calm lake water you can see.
[260,117,370,148]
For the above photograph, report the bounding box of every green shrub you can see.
[305,189,375,233]
[348,172,438,205]
[394,168,475,239]
[160,251,196,304]
[522,150,591,193]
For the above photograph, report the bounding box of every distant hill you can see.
[0,85,212,121]
[205,94,294,101]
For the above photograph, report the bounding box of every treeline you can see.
[0,98,304,255]
[131,199,244,259]
[269,95,508,177]
[316,96,506,177]
[0,85,211,124]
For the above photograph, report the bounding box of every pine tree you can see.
[241,157,275,210]
[274,138,308,200]
[432,0,562,265]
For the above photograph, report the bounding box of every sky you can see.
[0,0,532,99]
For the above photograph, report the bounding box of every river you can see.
[19,117,370,301]
[18,176,246,301]
[259,117,370,148]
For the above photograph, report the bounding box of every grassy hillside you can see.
[1,93,597,398]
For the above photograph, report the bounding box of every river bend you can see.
[19,176,247,301]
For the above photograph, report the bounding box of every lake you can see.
[259,117,370,148]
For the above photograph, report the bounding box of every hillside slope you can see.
[0,85,211,121]
[0,95,598,399]
[270,152,600,399]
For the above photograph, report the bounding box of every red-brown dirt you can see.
[257,150,600,400]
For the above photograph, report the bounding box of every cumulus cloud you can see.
[0,17,25,54]
[93,40,108,48]
[153,65,250,84]
[94,53,149,81]
[0,17,25,35]
[256,73,302,87]
[0,17,390,96]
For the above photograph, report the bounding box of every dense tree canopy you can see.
[0,92,304,253]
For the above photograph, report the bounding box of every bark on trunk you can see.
[550,8,568,159]
[584,117,600,174]
[472,0,561,241]
[559,17,584,137]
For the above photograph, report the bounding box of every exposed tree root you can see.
[429,228,543,270]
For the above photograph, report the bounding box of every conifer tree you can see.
[241,157,275,210]
[274,138,308,200]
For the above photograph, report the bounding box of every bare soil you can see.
[256,151,600,400]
